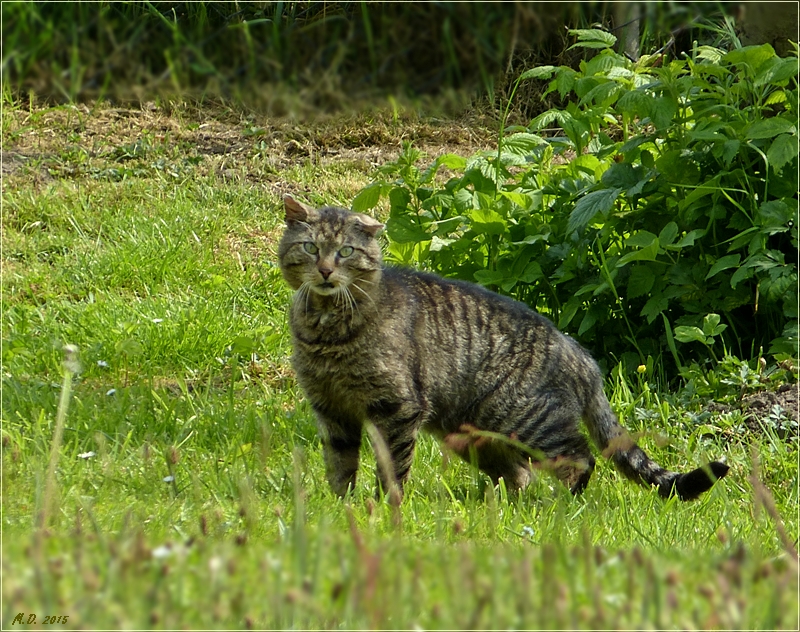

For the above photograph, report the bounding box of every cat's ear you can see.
[353,213,384,238]
[283,195,316,225]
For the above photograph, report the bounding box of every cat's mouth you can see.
[312,281,338,295]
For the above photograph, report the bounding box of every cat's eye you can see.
[338,246,354,257]
[303,242,318,255]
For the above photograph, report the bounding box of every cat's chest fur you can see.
[289,307,405,417]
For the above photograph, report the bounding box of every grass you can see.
[2,97,798,629]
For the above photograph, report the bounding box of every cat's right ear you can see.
[283,195,316,225]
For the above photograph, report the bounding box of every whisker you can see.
[345,285,360,319]
[351,282,375,306]
[301,281,312,316]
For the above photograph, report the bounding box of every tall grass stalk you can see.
[38,344,79,530]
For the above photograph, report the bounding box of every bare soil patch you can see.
[706,384,799,439]
[2,100,497,195]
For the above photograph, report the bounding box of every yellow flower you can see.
[637,364,647,374]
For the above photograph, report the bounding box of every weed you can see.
[2,100,797,630]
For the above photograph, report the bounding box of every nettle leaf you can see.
[469,208,507,235]
[502,133,547,156]
[579,81,622,107]
[616,89,652,117]
[757,199,793,230]
[625,231,659,248]
[472,158,499,184]
[567,188,622,234]
[388,187,412,215]
[386,216,431,244]
[618,235,660,266]
[530,109,571,130]
[745,117,796,140]
[558,299,581,329]
[641,295,669,323]
[474,269,507,287]
[601,162,639,189]
[584,51,626,76]
[454,189,476,213]
[688,129,728,142]
[432,216,464,235]
[429,236,454,252]
[723,44,776,72]
[731,264,755,288]
[352,182,385,211]
[755,57,799,86]
[767,133,798,174]
[658,222,679,247]
[627,265,656,299]
[656,150,700,184]
[567,28,617,50]
[436,154,467,170]
[606,66,634,80]
[519,261,543,284]
[670,228,707,249]
[721,139,740,166]
[575,76,600,99]
[706,254,741,280]
[674,326,708,344]
[499,190,531,209]
[765,90,788,106]
[651,97,677,130]
[519,66,557,80]
[696,46,724,63]
[553,69,577,99]
[513,233,548,246]
[578,309,597,336]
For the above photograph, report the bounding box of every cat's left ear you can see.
[284,195,317,225]
[353,213,384,238]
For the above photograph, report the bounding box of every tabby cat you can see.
[278,195,728,501]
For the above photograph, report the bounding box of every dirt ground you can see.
[739,385,798,436]
[1,100,497,196]
[705,383,799,439]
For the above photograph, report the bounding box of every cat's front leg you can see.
[368,402,423,500]
[313,406,363,497]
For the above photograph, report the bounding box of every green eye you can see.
[303,242,318,255]
[339,246,354,257]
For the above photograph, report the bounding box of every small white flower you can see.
[152,545,172,559]
[163,475,175,483]
[97,360,109,368]
[522,525,535,538]
[152,318,164,324]
[78,451,96,459]
[106,388,116,396]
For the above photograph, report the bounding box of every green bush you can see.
[356,31,798,375]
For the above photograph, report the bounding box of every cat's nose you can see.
[318,267,333,280]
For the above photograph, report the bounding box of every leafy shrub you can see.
[355,31,798,376]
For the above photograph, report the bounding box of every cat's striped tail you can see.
[584,386,729,500]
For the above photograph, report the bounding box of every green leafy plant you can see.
[357,32,798,375]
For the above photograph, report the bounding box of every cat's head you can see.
[278,195,384,297]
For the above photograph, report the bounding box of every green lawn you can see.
[2,100,797,629]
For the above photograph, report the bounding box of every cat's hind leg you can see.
[509,394,596,495]
[444,426,533,491]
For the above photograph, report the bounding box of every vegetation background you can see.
[2,2,798,629]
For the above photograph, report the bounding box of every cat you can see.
[278,194,729,501]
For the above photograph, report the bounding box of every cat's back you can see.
[379,266,578,382]
[381,266,555,337]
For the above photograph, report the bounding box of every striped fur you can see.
[278,196,728,501]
